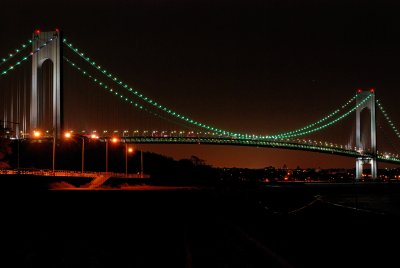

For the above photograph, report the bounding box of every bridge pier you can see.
[356,157,378,181]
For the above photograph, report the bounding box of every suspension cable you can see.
[0,36,56,78]
[63,38,244,138]
[271,94,372,139]
[0,38,32,68]
[62,37,368,140]
[376,99,400,141]
[270,95,356,138]
[63,57,203,132]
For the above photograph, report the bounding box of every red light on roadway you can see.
[370,88,375,93]
[357,89,363,93]
[34,29,41,35]
[55,28,59,32]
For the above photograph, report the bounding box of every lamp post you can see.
[125,143,133,177]
[52,129,56,173]
[81,137,85,173]
[17,136,20,169]
[105,138,108,174]
[140,149,143,178]
[33,129,55,172]
[65,131,86,173]
[107,137,119,174]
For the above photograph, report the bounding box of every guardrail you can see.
[0,169,150,178]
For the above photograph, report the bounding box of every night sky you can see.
[1,0,400,168]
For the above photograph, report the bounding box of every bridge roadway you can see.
[20,135,400,165]
[22,134,400,164]
[121,136,400,165]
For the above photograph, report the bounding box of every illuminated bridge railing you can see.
[122,136,360,156]
[15,132,400,164]
[15,134,400,165]
[0,169,150,178]
[120,136,400,164]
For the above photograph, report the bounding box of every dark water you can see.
[2,178,400,268]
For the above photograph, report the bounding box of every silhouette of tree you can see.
[190,155,206,166]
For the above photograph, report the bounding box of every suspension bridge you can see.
[1,30,400,180]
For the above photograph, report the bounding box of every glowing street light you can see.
[125,143,134,176]
[33,129,56,173]
[105,136,119,174]
[33,130,41,138]
[64,131,86,173]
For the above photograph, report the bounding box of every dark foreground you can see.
[2,176,400,268]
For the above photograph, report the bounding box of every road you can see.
[2,184,400,267]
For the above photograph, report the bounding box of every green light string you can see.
[63,38,245,138]
[130,136,400,163]
[133,133,400,162]
[376,99,400,141]
[269,95,357,139]
[64,56,209,132]
[274,94,373,139]
[126,136,361,157]
[0,37,55,77]
[0,38,32,67]
[62,37,365,140]
[131,133,353,154]
[377,155,400,163]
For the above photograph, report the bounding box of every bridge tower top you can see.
[30,29,63,138]
[355,88,377,179]
[355,88,376,153]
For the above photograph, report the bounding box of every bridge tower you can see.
[30,30,63,138]
[355,89,377,180]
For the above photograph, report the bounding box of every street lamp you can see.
[125,143,134,176]
[105,138,108,173]
[52,129,56,173]
[32,129,57,173]
[33,130,41,138]
[105,136,119,174]
[65,131,86,173]
[139,149,144,178]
